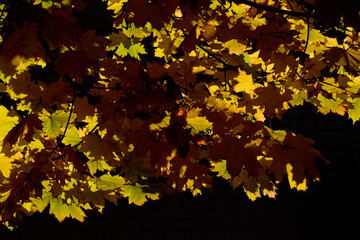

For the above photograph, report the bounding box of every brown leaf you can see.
[253,85,292,118]
[3,114,42,148]
[267,132,327,184]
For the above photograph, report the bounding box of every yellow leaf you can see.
[247,15,266,30]
[95,174,125,191]
[30,190,52,212]
[286,164,307,191]
[49,197,69,222]
[300,27,325,45]
[107,0,128,14]
[39,110,69,138]
[0,106,19,141]
[68,204,86,222]
[316,94,346,116]
[223,39,247,55]
[186,109,213,135]
[0,153,12,178]
[264,127,287,141]
[62,126,82,146]
[348,97,360,123]
[121,184,147,206]
[233,70,259,94]
[86,159,113,175]
[211,159,231,180]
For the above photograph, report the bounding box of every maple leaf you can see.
[185,108,213,135]
[0,153,12,178]
[31,189,52,213]
[267,132,326,187]
[314,94,346,116]
[55,51,97,78]
[68,204,86,222]
[253,84,292,118]
[62,126,82,146]
[80,134,120,167]
[179,25,198,53]
[3,0,360,228]
[62,147,88,174]
[39,8,82,47]
[0,106,19,141]
[211,159,231,181]
[233,70,260,94]
[210,134,263,177]
[123,0,175,29]
[3,114,42,147]
[49,197,70,222]
[39,110,69,138]
[348,96,360,123]
[121,183,159,206]
[95,174,125,191]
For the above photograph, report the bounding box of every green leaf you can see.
[39,110,69,138]
[62,126,82,146]
[30,190,52,212]
[211,159,231,180]
[349,97,360,123]
[95,174,125,191]
[49,197,69,222]
[128,43,146,58]
[68,204,86,222]
[290,91,307,106]
[315,94,346,116]
[121,184,147,206]
[86,159,113,175]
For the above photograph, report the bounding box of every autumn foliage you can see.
[0,0,359,228]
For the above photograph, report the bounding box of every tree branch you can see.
[196,42,237,70]
[231,0,313,18]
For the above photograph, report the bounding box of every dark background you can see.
[1,103,359,239]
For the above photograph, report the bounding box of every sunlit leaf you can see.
[49,197,70,222]
[39,110,69,138]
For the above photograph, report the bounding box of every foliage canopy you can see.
[0,0,359,228]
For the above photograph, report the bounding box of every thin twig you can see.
[294,71,356,95]
[196,42,235,69]
[60,86,76,141]
[303,16,310,54]
[48,87,76,158]
[231,0,313,18]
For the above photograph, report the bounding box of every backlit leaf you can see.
[0,153,12,178]
[49,197,69,222]
[39,110,69,138]
[68,205,86,222]
[121,184,147,206]
[0,107,19,141]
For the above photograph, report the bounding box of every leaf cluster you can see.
[0,0,359,228]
